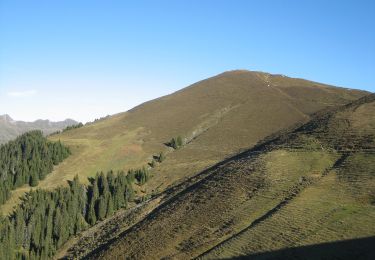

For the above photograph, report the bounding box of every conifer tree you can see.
[96,197,107,220]
[29,172,39,187]
[87,200,97,225]
[106,194,114,217]
[0,168,137,258]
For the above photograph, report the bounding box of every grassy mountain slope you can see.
[0,114,77,144]
[43,70,365,191]
[0,72,366,203]
[2,70,366,215]
[88,94,375,260]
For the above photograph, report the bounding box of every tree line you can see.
[62,123,84,132]
[0,131,177,259]
[0,170,135,259]
[0,131,70,205]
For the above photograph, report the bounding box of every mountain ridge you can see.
[0,114,78,144]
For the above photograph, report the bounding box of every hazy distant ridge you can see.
[0,114,78,144]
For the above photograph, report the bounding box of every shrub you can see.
[158,152,166,162]
[169,136,184,149]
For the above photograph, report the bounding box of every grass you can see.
[87,147,339,259]
[203,171,375,259]
[83,94,375,259]
[0,115,149,215]
[0,71,368,220]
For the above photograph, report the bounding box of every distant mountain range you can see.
[0,114,78,144]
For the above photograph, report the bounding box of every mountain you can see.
[0,70,372,259]
[0,115,78,144]
[40,70,367,193]
[19,70,367,258]
[84,94,375,260]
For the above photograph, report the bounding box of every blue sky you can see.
[0,0,374,122]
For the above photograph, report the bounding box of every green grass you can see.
[86,94,375,259]
[203,172,375,259]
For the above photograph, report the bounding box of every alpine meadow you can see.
[0,1,374,260]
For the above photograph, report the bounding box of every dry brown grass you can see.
[85,94,375,259]
[3,71,365,216]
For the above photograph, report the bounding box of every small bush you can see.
[149,159,157,168]
[169,136,184,149]
[158,152,166,162]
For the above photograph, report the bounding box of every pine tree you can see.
[14,209,25,247]
[53,208,63,242]
[96,197,107,221]
[98,172,109,196]
[90,180,99,202]
[106,170,115,189]
[106,194,114,217]
[29,172,39,187]
[87,200,97,225]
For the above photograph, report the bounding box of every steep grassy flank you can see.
[1,71,367,215]
[89,150,339,259]
[49,71,365,189]
[203,164,375,259]
[88,94,375,259]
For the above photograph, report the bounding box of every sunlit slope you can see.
[202,95,375,259]
[92,94,375,259]
[46,70,366,191]
[0,71,367,215]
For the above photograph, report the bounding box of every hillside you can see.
[43,70,366,191]
[0,70,370,256]
[86,94,375,260]
[31,70,367,258]
[2,71,367,215]
[0,114,77,144]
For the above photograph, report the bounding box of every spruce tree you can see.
[29,172,39,187]
[87,200,97,225]
[96,197,107,220]
[106,194,114,217]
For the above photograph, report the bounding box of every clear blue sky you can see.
[1,0,374,122]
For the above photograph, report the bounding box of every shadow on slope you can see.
[228,236,375,260]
